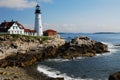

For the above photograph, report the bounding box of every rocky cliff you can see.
[0,35,108,67]
[0,34,66,67]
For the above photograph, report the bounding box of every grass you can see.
[40,36,51,43]
[0,34,51,43]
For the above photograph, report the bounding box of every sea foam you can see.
[102,42,119,53]
[37,64,93,80]
[46,58,70,62]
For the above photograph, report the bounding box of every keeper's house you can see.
[0,20,36,36]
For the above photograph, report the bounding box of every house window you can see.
[13,26,15,29]
[16,26,18,29]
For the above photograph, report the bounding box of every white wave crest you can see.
[37,64,93,80]
[102,42,119,53]
[46,59,70,62]
[46,57,86,62]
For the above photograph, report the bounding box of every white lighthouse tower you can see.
[34,4,43,36]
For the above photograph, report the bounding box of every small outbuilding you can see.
[43,29,57,37]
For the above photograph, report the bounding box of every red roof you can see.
[24,29,36,33]
[0,21,25,29]
[16,22,25,29]
[30,30,36,32]
[0,21,36,33]
[44,29,57,33]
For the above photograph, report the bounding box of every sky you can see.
[0,0,120,33]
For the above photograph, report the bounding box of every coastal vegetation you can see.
[0,34,50,42]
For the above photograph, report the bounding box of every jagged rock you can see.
[93,42,108,53]
[46,77,64,80]
[42,46,58,59]
[0,36,5,41]
[10,43,18,49]
[0,53,38,67]
[109,72,120,80]
[114,44,120,46]
[57,36,108,59]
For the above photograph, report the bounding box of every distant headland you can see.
[94,32,118,34]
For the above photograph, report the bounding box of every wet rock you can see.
[3,79,10,80]
[109,72,120,80]
[0,53,39,67]
[114,44,120,46]
[13,75,18,78]
[47,77,64,80]
[93,42,108,53]
[57,36,108,59]
[42,46,58,59]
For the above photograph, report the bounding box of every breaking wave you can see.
[37,64,93,80]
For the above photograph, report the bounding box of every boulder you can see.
[46,77,64,80]
[0,36,5,41]
[0,53,39,67]
[42,45,58,59]
[57,36,108,59]
[114,44,120,46]
[93,42,108,53]
[109,72,120,80]
[10,43,18,49]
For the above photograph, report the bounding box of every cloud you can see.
[43,23,81,33]
[43,23,119,33]
[0,0,36,10]
[40,0,53,3]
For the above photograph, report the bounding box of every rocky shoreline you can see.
[0,34,109,80]
[0,65,64,80]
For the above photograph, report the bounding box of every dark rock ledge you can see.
[109,72,120,80]
[57,36,109,59]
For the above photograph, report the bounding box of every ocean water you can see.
[38,33,120,80]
